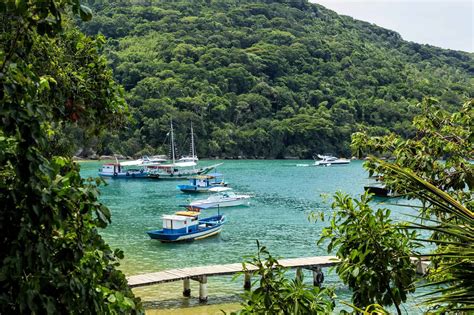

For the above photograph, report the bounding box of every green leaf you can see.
[79,5,92,21]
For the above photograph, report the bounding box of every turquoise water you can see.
[79,160,425,313]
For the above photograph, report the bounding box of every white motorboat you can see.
[188,188,251,209]
[313,154,350,166]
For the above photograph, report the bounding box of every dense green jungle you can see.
[75,0,473,159]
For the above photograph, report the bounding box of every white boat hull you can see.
[190,197,251,208]
[313,160,350,166]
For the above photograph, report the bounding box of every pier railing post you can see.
[199,276,208,302]
[313,266,324,287]
[244,272,251,290]
[183,278,191,297]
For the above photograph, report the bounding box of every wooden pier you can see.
[127,255,338,302]
[127,255,429,302]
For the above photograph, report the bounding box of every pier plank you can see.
[127,255,339,288]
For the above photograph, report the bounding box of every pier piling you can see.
[244,272,251,290]
[312,266,324,287]
[183,278,191,297]
[199,276,208,302]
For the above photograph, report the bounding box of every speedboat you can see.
[313,154,350,166]
[188,188,251,208]
[177,173,227,193]
[146,210,226,242]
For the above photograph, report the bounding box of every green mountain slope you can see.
[80,0,473,158]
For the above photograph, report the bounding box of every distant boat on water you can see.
[187,187,252,208]
[146,209,226,242]
[313,154,350,166]
[178,122,199,163]
[148,120,221,179]
[177,173,227,193]
[98,157,162,178]
[364,176,398,197]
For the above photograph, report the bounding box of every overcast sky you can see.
[311,0,473,52]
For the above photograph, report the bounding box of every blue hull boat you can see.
[177,173,227,193]
[98,158,163,179]
[99,170,149,178]
[147,212,226,242]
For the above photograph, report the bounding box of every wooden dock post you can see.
[312,266,324,287]
[416,259,429,275]
[183,278,191,297]
[244,272,251,290]
[295,267,303,282]
[199,276,208,302]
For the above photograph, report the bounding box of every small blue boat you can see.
[177,173,227,193]
[146,209,226,242]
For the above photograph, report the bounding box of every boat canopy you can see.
[162,214,191,221]
[189,173,222,180]
[174,211,200,217]
[158,161,197,168]
[119,159,163,167]
[184,204,214,210]
[206,173,223,177]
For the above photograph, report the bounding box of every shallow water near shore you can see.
[79,160,426,313]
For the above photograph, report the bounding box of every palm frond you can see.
[373,159,474,311]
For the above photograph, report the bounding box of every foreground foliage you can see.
[352,98,473,311]
[381,162,474,313]
[233,242,335,314]
[1,1,141,313]
[318,192,418,314]
[320,99,473,312]
[76,0,473,158]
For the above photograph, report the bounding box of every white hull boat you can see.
[189,189,251,209]
[313,154,350,166]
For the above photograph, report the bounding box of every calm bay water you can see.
[79,160,425,313]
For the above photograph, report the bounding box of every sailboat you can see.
[178,122,199,163]
[148,120,221,180]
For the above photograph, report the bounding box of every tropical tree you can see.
[1,1,141,313]
[379,161,473,313]
[330,98,473,312]
[318,192,418,314]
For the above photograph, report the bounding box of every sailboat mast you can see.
[191,122,195,159]
[170,119,176,164]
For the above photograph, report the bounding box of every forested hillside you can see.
[78,0,473,158]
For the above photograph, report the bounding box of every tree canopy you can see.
[77,0,473,158]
